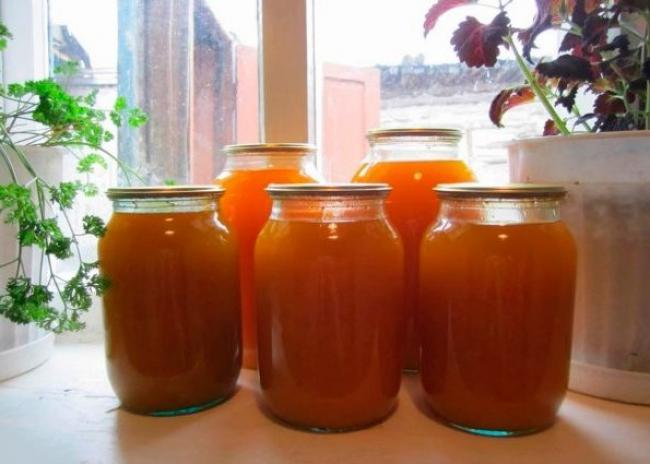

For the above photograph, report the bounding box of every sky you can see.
[48,0,559,69]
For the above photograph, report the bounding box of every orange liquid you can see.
[419,221,576,432]
[353,160,475,370]
[215,168,317,369]
[99,210,241,414]
[255,219,404,430]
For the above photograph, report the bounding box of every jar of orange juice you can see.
[352,128,475,371]
[99,186,241,416]
[256,184,404,432]
[419,183,577,436]
[215,144,320,369]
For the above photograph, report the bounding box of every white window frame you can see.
[1,0,49,85]
[258,0,315,145]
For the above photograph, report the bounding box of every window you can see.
[48,0,260,184]
[314,0,559,182]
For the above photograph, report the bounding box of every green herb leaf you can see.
[82,183,99,197]
[113,96,127,111]
[53,60,80,77]
[82,215,106,237]
[0,23,13,51]
[77,153,108,173]
[49,181,82,208]
[127,108,148,127]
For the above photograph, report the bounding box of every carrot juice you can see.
[353,129,474,371]
[215,144,319,369]
[419,184,577,435]
[255,184,404,431]
[99,187,241,415]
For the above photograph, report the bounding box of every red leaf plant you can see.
[424,0,650,134]
[490,85,536,127]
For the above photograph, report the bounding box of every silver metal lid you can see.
[224,143,317,155]
[367,128,462,142]
[435,183,567,199]
[106,185,224,200]
[266,183,391,197]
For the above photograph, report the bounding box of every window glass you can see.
[315,0,556,182]
[49,0,260,185]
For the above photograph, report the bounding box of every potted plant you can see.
[425,0,650,404]
[0,24,147,379]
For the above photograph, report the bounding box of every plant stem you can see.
[70,143,145,184]
[0,142,18,182]
[0,258,19,269]
[505,35,570,135]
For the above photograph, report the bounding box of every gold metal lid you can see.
[224,143,317,155]
[106,185,224,200]
[435,183,567,199]
[367,128,462,142]
[266,183,391,197]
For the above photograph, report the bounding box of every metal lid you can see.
[435,183,567,199]
[106,185,224,200]
[367,128,462,142]
[224,143,317,155]
[266,183,391,197]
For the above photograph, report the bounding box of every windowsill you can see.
[1,343,649,463]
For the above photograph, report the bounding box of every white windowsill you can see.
[1,343,649,463]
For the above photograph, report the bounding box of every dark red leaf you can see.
[489,86,535,127]
[423,0,477,37]
[599,35,630,54]
[594,93,625,115]
[451,12,510,68]
[519,0,600,62]
[559,33,582,53]
[555,85,579,111]
[536,55,595,81]
[543,120,560,136]
[582,14,608,47]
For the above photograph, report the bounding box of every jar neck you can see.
[270,196,387,223]
[224,153,313,171]
[112,196,218,213]
[368,136,460,161]
[438,198,562,225]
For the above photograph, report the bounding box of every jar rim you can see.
[267,183,391,197]
[435,183,567,199]
[367,127,462,141]
[106,185,224,200]
[223,143,317,155]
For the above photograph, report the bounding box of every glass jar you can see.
[256,184,404,432]
[352,128,475,372]
[98,186,241,416]
[215,143,320,369]
[419,183,577,436]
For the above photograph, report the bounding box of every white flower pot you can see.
[508,131,650,405]
[0,146,74,380]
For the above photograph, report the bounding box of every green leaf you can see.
[82,183,99,197]
[0,23,13,51]
[77,153,107,173]
[0,277,55,325]
[46,236,74,259]
[163,178,177,186]
[83,89,99,106]
[113,96,127,111]
[109,110,122,127]
[0,184,38,225]
[127,108,148,127]
[82,215,106,237]
[49,181,82,208]
[53,60,80,77]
